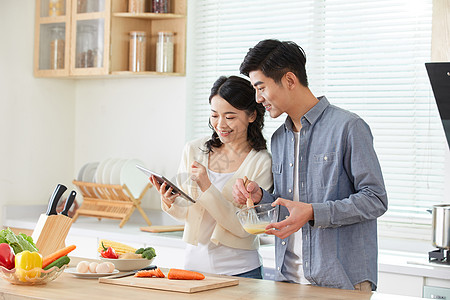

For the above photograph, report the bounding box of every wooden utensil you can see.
[243,176,254,208]
[140,225,185,233]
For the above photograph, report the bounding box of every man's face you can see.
[249,70,288,119]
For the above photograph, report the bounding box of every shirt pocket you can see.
[312,152,339,188]
[272,163,282,175]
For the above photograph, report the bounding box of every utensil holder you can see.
[32,214,73,257]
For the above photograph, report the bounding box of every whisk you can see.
[243,176,259,224]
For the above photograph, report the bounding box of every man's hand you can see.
[232,178,262,206]
[265,198,314,239]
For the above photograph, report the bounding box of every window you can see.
[187,0,443,240]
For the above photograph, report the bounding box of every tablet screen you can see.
[136,165,196,203]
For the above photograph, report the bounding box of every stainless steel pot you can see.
[430,204,450,249]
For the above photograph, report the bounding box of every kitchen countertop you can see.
[2,205,450,281]
[0,257,424,300]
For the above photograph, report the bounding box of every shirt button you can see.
[300,156,303,161]
[289,163,293,167]
[301,182,304,188]
[305,261,308,268]
[288,189,292,193]
[324,156,328,161]
[291,138,294,142]
[277,267,280,271]
[281,241,286,245]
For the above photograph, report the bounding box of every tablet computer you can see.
[136,165,196,203]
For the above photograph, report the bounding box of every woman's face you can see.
[210,95,255,145]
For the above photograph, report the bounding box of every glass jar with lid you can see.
[50,25,65,69]
[49,0,64,16]
[129,31,146,72]
[128,0,145,13]
[152,0,170,13]
[76,24,96,68]
[156,31,174,73]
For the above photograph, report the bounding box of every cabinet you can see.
[34,0,186,77]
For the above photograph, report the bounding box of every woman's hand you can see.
[190,161,211,192]
[149,175,179,208]
[232,178,262,206]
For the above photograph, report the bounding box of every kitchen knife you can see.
[61,190,77,217]
[103,265,157,279]
[46,184,67,216]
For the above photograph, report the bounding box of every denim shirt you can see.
[261,96,388,290]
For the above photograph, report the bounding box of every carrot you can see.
[167,268,205,280]
[42,245,76,268]
[135,268,165,278]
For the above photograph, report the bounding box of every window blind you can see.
[187,0,443,240]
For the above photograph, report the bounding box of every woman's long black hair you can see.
[204,75,267,153]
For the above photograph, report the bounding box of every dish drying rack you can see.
[71,180,152,228]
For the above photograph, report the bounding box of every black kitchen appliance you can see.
[426,62,450,264]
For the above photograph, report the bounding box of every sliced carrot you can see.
[134,268,165,278]
[167,268,205,280]
[42,245,76,268]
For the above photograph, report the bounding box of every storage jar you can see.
[50,26,65,70]
[156,31,174,73]
[129,31,146,72]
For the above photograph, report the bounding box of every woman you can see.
[150,75,272,279]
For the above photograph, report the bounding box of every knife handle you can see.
[46,184,67,215]
[61,190,76,216]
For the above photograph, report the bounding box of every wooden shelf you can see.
[112,71,185,77]
[34,0,187,78]
[113,12,185,19]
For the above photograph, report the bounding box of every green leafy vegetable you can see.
[0,228,38,254]
[135,247,156,260]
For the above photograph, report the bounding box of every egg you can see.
[88,262,99,273]
[76,261,89,273]
[106,262,115,273]
[96,262,112,274]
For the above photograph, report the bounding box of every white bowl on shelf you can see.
[99,257,155,272]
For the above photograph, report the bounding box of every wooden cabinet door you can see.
[34,0,71,77]
[69,0,111,76]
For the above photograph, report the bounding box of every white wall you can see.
[74,77,187,209]
[0,0,188,229]
[0,1,76,226]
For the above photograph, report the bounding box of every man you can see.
[233,39,388,291]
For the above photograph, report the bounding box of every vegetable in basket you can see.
[0,243,15,270]
[15,250,43,282]
[0,228,38,254]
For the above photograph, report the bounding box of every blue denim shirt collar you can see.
[283,96,329,132]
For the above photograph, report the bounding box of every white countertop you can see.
[2,205,449,281]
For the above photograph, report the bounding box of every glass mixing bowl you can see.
[236,203,279,235]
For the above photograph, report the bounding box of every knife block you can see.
[31,214,73,257]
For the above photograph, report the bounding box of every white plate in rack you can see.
[82,162,99,182]
[95,159,111,184]
[102,158,120,184]
[77,163,88,181]
[110,159,127,185]
[120,159,148,199]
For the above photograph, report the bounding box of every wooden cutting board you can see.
[98,274,238,293]
[140,225,184,233]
